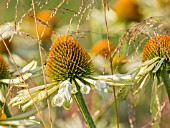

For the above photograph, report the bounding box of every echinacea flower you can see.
[112,16,170,127]
[142,35,170,64]
[118,34,170,100]
[10,35,147,127]
[0,55,40,127]
[142,35,170,98]
[9,32,134,111]
[0,55,10,81]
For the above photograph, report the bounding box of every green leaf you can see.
[6,106,44,121]
[150,74,158,113]
[161,66,170,101]
[134,74,149,95]
[117,86,132,100]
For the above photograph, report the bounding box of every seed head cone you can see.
[142,35,170,62]
[0,55,9,79]
[47,35,93,81]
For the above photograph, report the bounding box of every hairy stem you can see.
[73,79,96,128]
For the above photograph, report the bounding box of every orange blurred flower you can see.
[34,10,56,39]
[90,39,126,66]
[113,0,142,22]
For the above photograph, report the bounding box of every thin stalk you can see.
[161,66,170,101]
[102,0,119,127]
[73,79,96,128]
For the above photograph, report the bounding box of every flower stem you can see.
[0,101,12,118]
[161,66,170,101]
[73,79,96,128]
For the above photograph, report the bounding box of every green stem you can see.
[161,66,170,101]
[73,79,96,128]
[0,101,12,118]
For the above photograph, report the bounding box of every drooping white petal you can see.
[21,60,37,73]
[95,80,107,89]
[58,80,72,94]
[0,73,32,84]
[51,94,65,107]
[80,85,91,94]
[71,87,78,94]
[58,80,72,100]
[0,22,19,40]
[62,97,73,110]
[75,79,91,94]
[94,80,110,99]
[0,90,5,102]
[22,100,34,111]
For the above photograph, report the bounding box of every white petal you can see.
[22,100,34,111]
[94,80,109,99]
[95,80,107,90]
[22,60,37,73]
[63,89,72,100]
[51,94,65,107]
[0,90,5,102]
[80,85,91,94]
[62,98,73,110]
[71,87,78,94]
[58,80,72,94]
[37,91,47,100]
[0,73,32,84]
[0,22,17,40]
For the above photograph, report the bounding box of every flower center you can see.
[142,35,170,62]
[46,35,93,81]
[0,55,9,79]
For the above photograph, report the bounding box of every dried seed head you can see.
[142,35,170,62]
[0,55,9,79]
[47,35,93,81]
